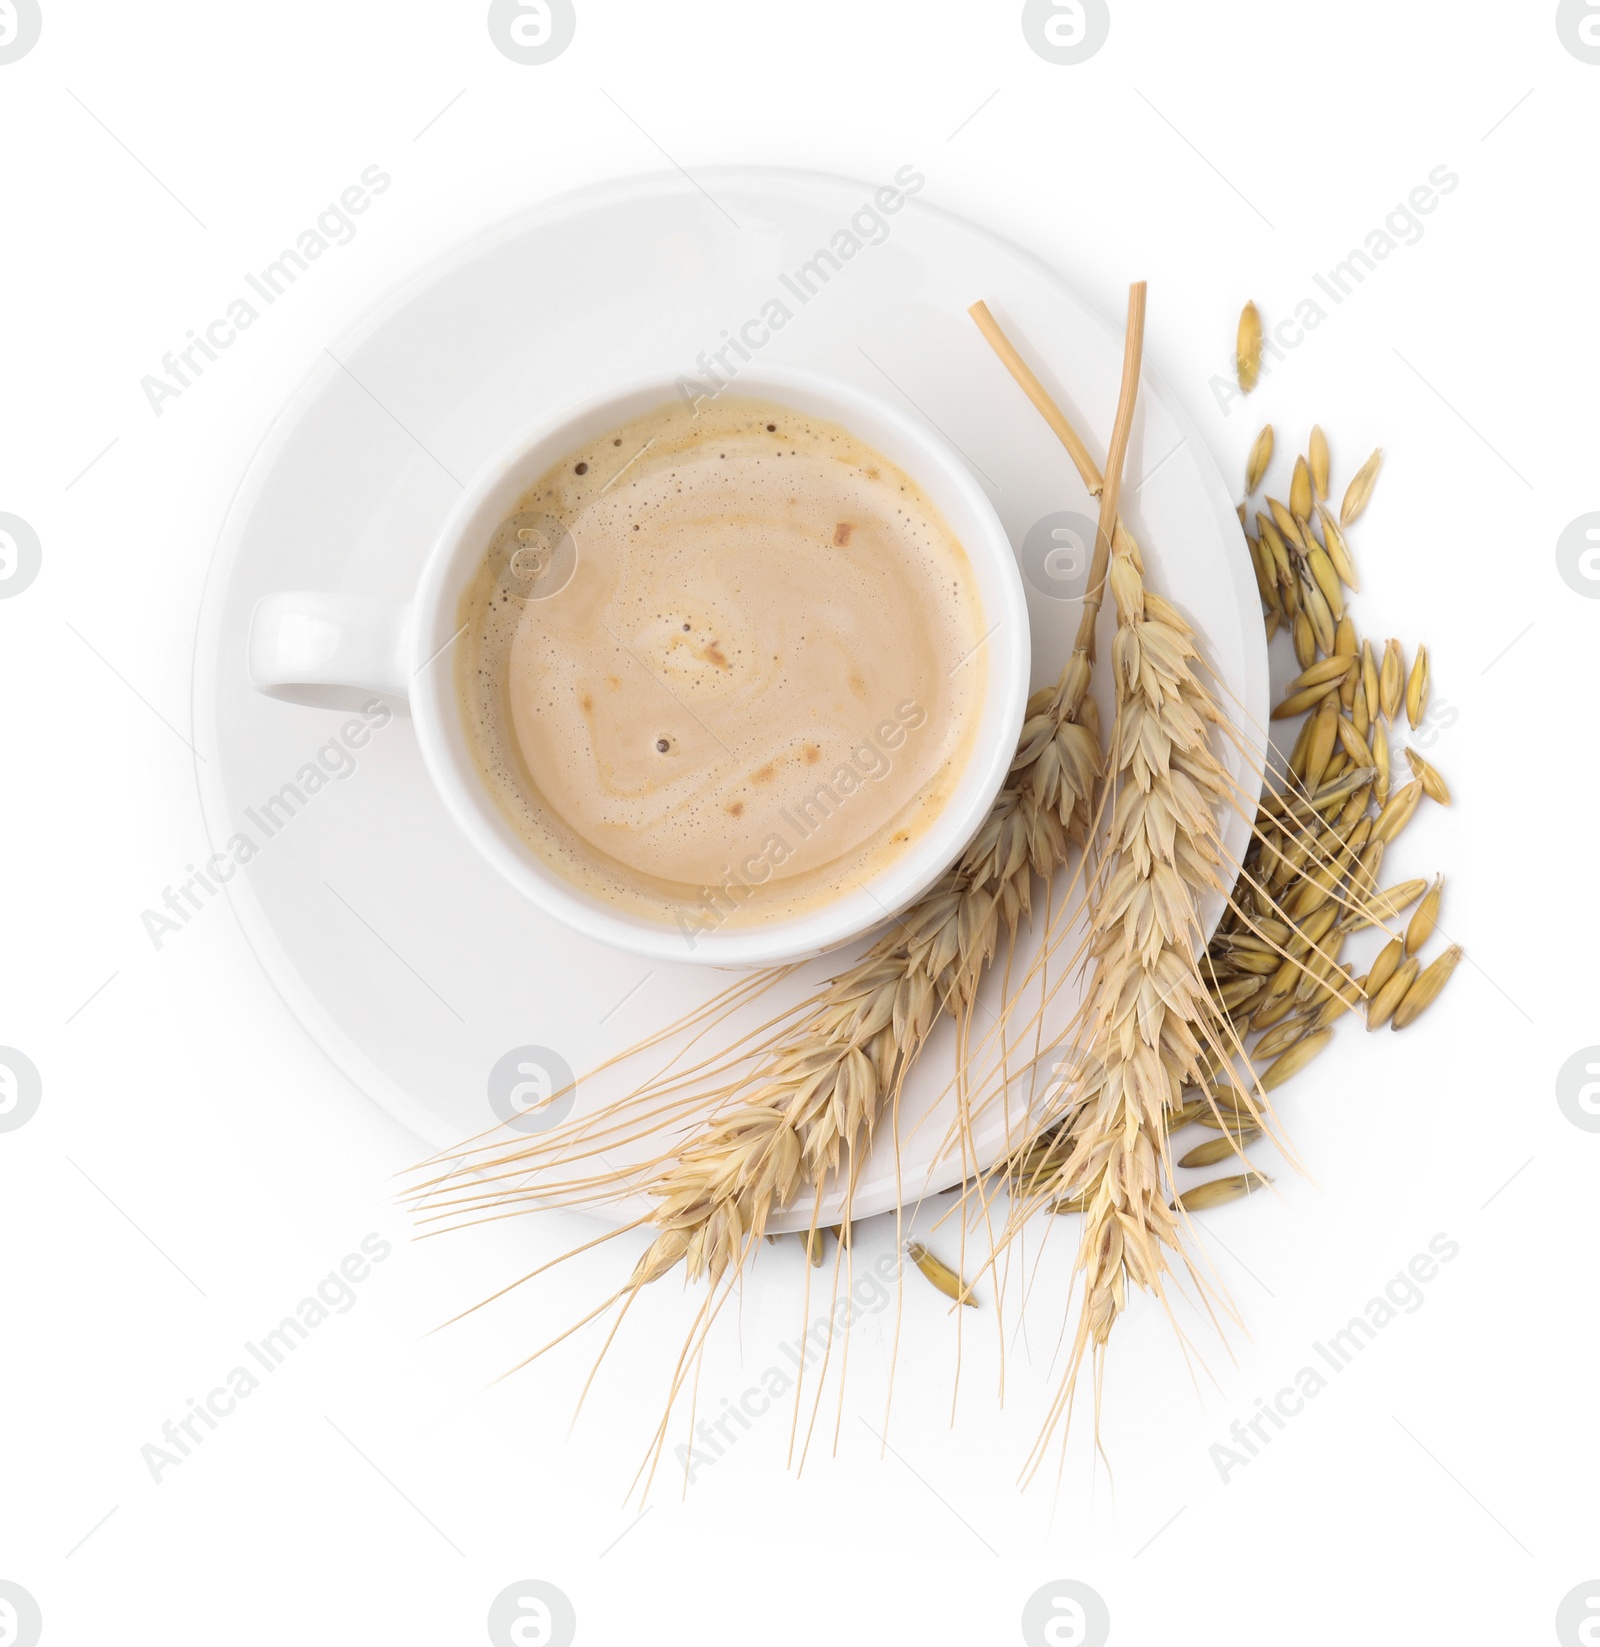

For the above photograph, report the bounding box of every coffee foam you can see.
[456,395,985,927]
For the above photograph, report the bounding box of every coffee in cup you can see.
[455,393,987,935]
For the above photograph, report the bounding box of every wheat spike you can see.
[982,287,1244,1474]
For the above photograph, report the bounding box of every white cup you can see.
[248,366,1031,966]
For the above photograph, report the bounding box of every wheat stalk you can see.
[964,289,1263,1479]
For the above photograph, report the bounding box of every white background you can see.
[1,2,1594,1643]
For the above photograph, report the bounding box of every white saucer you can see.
[191,167,1267,1231]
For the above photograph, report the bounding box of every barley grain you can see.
[1360,638,1380,713]
[1372,779,1423,845]
[1254,1018,1308,1060]
[1269,498,1306,549]
[907,1242,977,1307]
[1391,946,1463,1029]
[1175,1172,1271,1211]
[1273,677,1345,718]
[1380,639,1404,721]
[1406,644,1431,729]
[1337,714,1374,767]
[1310,426,1330,501]
[1342,877,1428,932]
[1287,655,1358,693]
[1352,678,1370,741]
[1180,1132,1262,1169]
[1341,448,1382,526]
[1238,302,1262,392]
[1292,612,1317,670]
[1372,719,1391,807]
[1308,542,1345,619]
[1405,747,1452,805]
[1316,505,1360,593]
[1405,875,1444,956]
[1310,983,1361,1029]
[1366,958,1420,1030]
[1258,516,1292,584]
[1367,937,1404,998]
[1300,573,1337,654]
[1260,1028,1334,1090]
[1246,424,1274,494]
[1247,536,1277,605]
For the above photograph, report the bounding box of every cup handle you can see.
[248,593,414,710]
